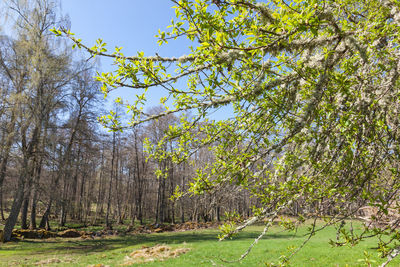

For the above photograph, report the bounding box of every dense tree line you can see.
[54,0,400,265]
[0,0,255,242]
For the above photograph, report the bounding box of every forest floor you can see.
[0,221,399,266]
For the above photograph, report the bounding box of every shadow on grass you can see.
[0,229,298,255]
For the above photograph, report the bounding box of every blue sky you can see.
[1,0,232,121]
[61,0,190,57]
[61,0,191,110]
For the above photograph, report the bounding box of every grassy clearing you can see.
[0,222,399,266]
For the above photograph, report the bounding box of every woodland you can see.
[0,0,254,243]
[2,0,400,266]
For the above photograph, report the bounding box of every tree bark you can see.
[93,146,105,225]
[3,179,25,242]
[105,132,116,230]
[0,186,5,221]
[38,199,51,230]
[20,193,30,229]
[115,141,123,224]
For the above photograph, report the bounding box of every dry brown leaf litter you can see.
[121,244,190,265]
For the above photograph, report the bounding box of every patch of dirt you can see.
[34,258,61,265]
[7,221,222,241]
[130,221,222,234]
[10,228,112,240]
[57,229,83,238]
[12,229,58,239]
[120,244,190,265]
[34,257,75,266]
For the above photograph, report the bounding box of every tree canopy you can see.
[55,0,400,265]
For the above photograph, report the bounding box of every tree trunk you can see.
[168,149,175,224]
[29,187,38,229]
[133,130,144,225]
[2,173,26,242]
[105,132,116,230]
[0,186,5,221]
[39,200,51,230]
[20,194,30,229]
[78,169,85,222]
[59,175,69,227]
[0,113,16,194]
[180,163,186,223]
[59,204,67,227]
[93,149,105,225]
[3,124,40,242]
[115,145,123,224]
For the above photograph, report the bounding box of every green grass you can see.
[0,222,399,266]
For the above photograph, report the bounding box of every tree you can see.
[127,125,148,225]
[38,61,100,229]
[58,0,400,265]
[144,106,178,224]
[0,35,24,222]
[1,0,108,242]
[1,0,80,241]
